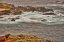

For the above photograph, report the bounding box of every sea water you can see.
[0,11,64,25]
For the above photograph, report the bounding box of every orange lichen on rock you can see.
[0,34,53,42]
[5,38,14,42]
[0,36,6,42]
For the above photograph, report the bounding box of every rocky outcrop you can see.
[0,3,54,15]
[0,34,53,42]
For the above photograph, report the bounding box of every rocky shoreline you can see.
[0,3,54,15]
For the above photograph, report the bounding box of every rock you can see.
[55,1,61,3]
[35,7,46,12]
[0,17,3,18]
[43,13,56,15]
[11,18,15,21]
[0,3,54,15]
[25,6,35,12]
[9,7,22,15]
[17,6,27,12]
[41,19,47,21]
[45,39,53,42]
[62,1,64,3]
[46,9,53,12]
[0,10,10,15]
[0,34,53,42]
[35,7,53,12]
[15,17,20,19]
[0,3,15,9]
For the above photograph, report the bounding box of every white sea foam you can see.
[0,11,64,25]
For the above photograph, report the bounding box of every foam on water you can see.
[0,11,64,25]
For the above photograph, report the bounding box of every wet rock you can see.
[9,8,22,15]
[54,1,62,4]
[0,10,10,15]
[43,13,56,15]
[45,39,53,42]
[25,6,35,12]
[62,1,64,3]
[55,1,60,3]
[0,17,3,18]
[41,19,47,21]
[11,18,15,21]
[35,7,46,12]
[17,6,27,12]
[35,7,53,12]
[14,16,20,20]
[46,9,53,12]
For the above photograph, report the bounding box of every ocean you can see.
[0,0,64,42]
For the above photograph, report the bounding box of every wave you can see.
[0,11,64,25]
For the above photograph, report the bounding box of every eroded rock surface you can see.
[0,34,53,42]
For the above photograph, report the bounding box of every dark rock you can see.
[62,1,64,3]
[43,13,56,15]
[11,18,15,21]
[35,7,53,12]
[15,17,20,19]
[46,9,53,12]
[41,19,47,21]
[55,1,60,3]
[0,17,3,18]
[45,40,53,42]
[0,10,10,15]
[35,7,46,12]
[25,6,35,12]
[17,6,27,12]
